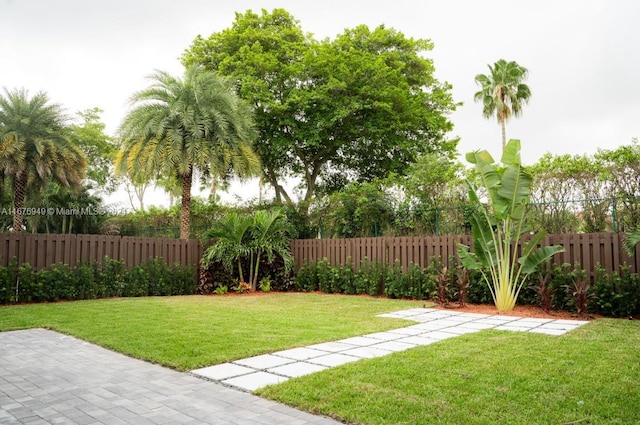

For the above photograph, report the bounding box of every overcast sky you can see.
[1,0,639,206]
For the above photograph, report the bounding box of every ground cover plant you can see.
[258,319,640,425]
[0,293,424,370]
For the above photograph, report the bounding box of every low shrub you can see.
[291,256,640,318]
[0,256,196,304]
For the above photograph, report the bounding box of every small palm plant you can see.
[202,209,294,291]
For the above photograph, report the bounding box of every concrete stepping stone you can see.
[309,353,361,367]
[190,307,591,393]
[268,362,328,378]
[192,363,254,381]
[222,371,287,392]
[234,354,294,369]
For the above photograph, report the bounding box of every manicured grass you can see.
[0,293,425,370]
[258,319,640,425]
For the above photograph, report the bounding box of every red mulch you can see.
[206,290,599,321]
[435,302,600,321]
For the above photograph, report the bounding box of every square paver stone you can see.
[363,331,404,341]
[340,346,392,359]
[309,353,360,367]
[222,371,289,392]
[306,341,355,353]
[272,347,325,361]
[511,318,554,325]
[378,308,435,318]
[415,331,459,341]
[191,363,255,380]
[268,362,328,378]
[388,326,431,336]
[536,322,582,331]
[338,336,380,347]
[494,324,534,332]
[394,335,438,346]
[410,321,456,331]
[457,322,498,330]
[439,326,482,335]
[373,340,418,352]
[234,354,294,369]
[474,317,520,326]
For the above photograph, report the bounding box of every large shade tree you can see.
[474,59,531,150]
[0,88,86,232]
[116,65,261,239]
[183,9,458,208]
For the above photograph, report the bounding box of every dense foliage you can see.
[0,257,195,304]
[116,65,261,239]
[183,9,458,206]
[293,257,640,318]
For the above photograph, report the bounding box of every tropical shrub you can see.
[458,139,564,311]
[0,256,195,304]
[202,208,294,290]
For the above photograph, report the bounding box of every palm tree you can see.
[202,211,254,284]
[202,209,295,291]
[474,59,531,150]
[623,228,640,256]
[116,65,261,239]
[0,88,86,232]
[248,209,294,290]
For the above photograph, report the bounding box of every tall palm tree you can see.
[474,59,531,150]
[0,88,86,232]
[116,65,261,239]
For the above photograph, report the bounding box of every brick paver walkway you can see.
[0,329,341,425]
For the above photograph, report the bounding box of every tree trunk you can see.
[501,117,507,152]
[12,172,26,233]
[180,166,193,240]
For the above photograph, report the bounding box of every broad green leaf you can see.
[457,244,482,270]
[519,245,564,274]
[500,139,522,166]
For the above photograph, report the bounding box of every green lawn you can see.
[258,319,640,425]
[0,293,425,370]
[2,294,637,424]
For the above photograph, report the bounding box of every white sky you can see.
[2,0,639,207]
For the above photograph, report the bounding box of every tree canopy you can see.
[0,88,87,232]
[183,8,458,207]
[116,65,261,239]
[474,59,531,150]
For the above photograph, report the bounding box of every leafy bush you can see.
[354,257,384,296]
[198,259,235,295]
[0,258,19,304]
[289,254,640,317]
[0,256,195,304]
[591,265,640,317]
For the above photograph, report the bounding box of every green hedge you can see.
[0,257,196,305]
[293,257,640,318]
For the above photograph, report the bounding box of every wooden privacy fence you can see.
[291,232,640,276]
[0,233,202,271]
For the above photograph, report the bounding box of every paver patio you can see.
[0,329,341,425]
